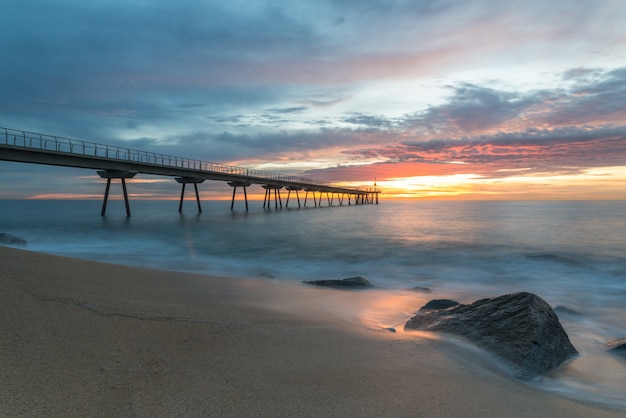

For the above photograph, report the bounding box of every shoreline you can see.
[1,246,624,417]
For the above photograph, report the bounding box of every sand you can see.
[0,246,624,417]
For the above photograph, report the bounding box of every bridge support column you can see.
[304,189,318,207]
[97,170,137,217]
[285,187,302,208]
[175,177,205,214]
[262,185,283,209]
[325,192,336,206]
[228,181,252,210]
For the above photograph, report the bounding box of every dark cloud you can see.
[388,67,626,138]
[337,125,626,180]
[342,113,395,129]
[544,67,626,126]
[266,107,307,114]
[415,83,542,134]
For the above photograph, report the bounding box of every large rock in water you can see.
[405,292,578,378]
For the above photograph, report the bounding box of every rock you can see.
[409,286,432,293]
[601,338,626,355]
[0,233,27,246]
[405,292,578,378]
[303,276,372,289]
[419,299,460,311]
[257,272,275,279]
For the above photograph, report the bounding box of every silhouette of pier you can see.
[1,127,379,216]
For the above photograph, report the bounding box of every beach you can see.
[0,246,623,417]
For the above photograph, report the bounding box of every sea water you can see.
[1,199,625,408]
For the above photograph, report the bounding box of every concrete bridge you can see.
[0,127,379,216]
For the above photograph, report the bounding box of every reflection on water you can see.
[319,288,626,411]
[536,320,626,408]
[317,289,431,333]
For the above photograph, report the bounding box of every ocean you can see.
[1,199,625,408]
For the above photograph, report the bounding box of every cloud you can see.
[322,124,626,182]
[306,67,626,181]
[398,83,540,137]
[266,106,307,114]
[342,113,395,129]
[543,67,626,126]
[387,67,626,137]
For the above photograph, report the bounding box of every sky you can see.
[1,0,625,200]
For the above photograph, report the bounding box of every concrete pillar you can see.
[97,170,137,217]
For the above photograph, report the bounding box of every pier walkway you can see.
[0,127,379,216]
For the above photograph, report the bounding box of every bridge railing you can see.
[1,127,357,190]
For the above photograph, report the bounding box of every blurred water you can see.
[1,199,625,408]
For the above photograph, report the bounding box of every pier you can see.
[0,127,379,216]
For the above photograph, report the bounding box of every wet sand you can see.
[0,246,623,417]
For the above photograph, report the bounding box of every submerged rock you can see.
[303,276,372,289]
[0,233,27,246]
[420,299,459,311]
[602,338,626,355]
[408,286,432,293]
[405,292,578,378]
[257,272,275,279]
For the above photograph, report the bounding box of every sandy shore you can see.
[0,246,623,417]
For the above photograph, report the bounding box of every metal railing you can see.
[0,127,349,189]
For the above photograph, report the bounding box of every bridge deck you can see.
[1,127,379,215]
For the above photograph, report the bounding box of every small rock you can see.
[409,286,432,293]
[382,327,396,333]
[0,233,27,246]
[303,276,372,289]
[602,338,626,354]
[419,299,460,311]
[257,272,275,279]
